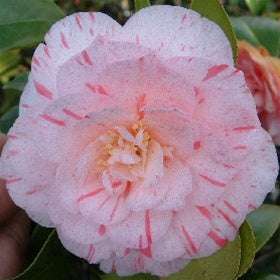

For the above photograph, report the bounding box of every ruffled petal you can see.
[121,5,233,65]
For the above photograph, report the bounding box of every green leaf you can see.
[237,220,256,277]
[245,0,267,15]
[3,72,28,92]
[0,106,18,133]
[247,273,280,280]
[247,204,280,252]
[231,16,280,56]
[27,226,54,264]
[101,273,158,280]
[0,50,21,75]
[163,235,241,280]
[0,0,65,51]
[134,0,151,12]
[12,230,77,280]
[191,0,237,63]
[0,91,20,117]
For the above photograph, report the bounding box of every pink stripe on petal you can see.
[22,104,31,108]
[97,85,109,96]
[75,14,82,30]
[124,181,132,199]
[110,196,121,221]
[87,244,95,263]
[248,203,257,210]
[98,225,107,236]
[40,114,66,126]
[140,244,152,258]
[33,56,41,67]
[203,64,229,82]
[194,86,200,97]
[125,248,130,256]
[198,98,204,104]
[199,174,226,187]
[6,178,22,184]
[181,225,197,253]
[223,200,238,213]
[26,189,37,196]
[217,209,237,229]
[181,14,187,23]
[85,83,96,92]
[89,12,95,22]
[82,50,93,65]
[233,126,256,132]
[44,46,51,58]
[7,134,17,139]
[62,108,84,120]
[193,140,201,150]
[8,150,19,157]
[196,206,212,220]
[60,32,70,49]
[208,231,228,248]
[112,181,122,188]
[233,145,248,150]
[75,57,84,66]
[77,188,104,203]
[34,81,53,100]
[145,210,152,243]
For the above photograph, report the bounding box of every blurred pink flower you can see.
[0,6,278,277]
[237,41,280,145]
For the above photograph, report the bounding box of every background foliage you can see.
[0,0,280,280]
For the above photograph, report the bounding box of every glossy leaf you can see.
[134,0,151,12]
[0,50,21,75]
[231,16,280,56]
[12,230,76,280]
[163,235,241,280]
[3,72,29,92]
[191,0,237,62]
[102,273,158,280]
[0,90,21,116]
[0,0,64,51]
[237,220,256,277]
[27,226,54,264]
[0,106,18,133]
[247,204,280,252]
[245,0,267,15]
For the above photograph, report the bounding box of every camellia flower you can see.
[237,41,280,145]
[0,6,278,277]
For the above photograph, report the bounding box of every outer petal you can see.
[56,40,153,98]
[196,129,278,258]
[58,232,118,264]
[151,226,186,262]
[174,207,211,258]
[57,214,108,245]
[20,12,122,114]
[121,5,233,65]
[164,56,260,129]
[108,210,172,250]
[0,114,55,227]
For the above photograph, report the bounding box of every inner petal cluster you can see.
[95,120,173,197]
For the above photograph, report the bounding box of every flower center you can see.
[95,120,173,196]
[97,120,151,168]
